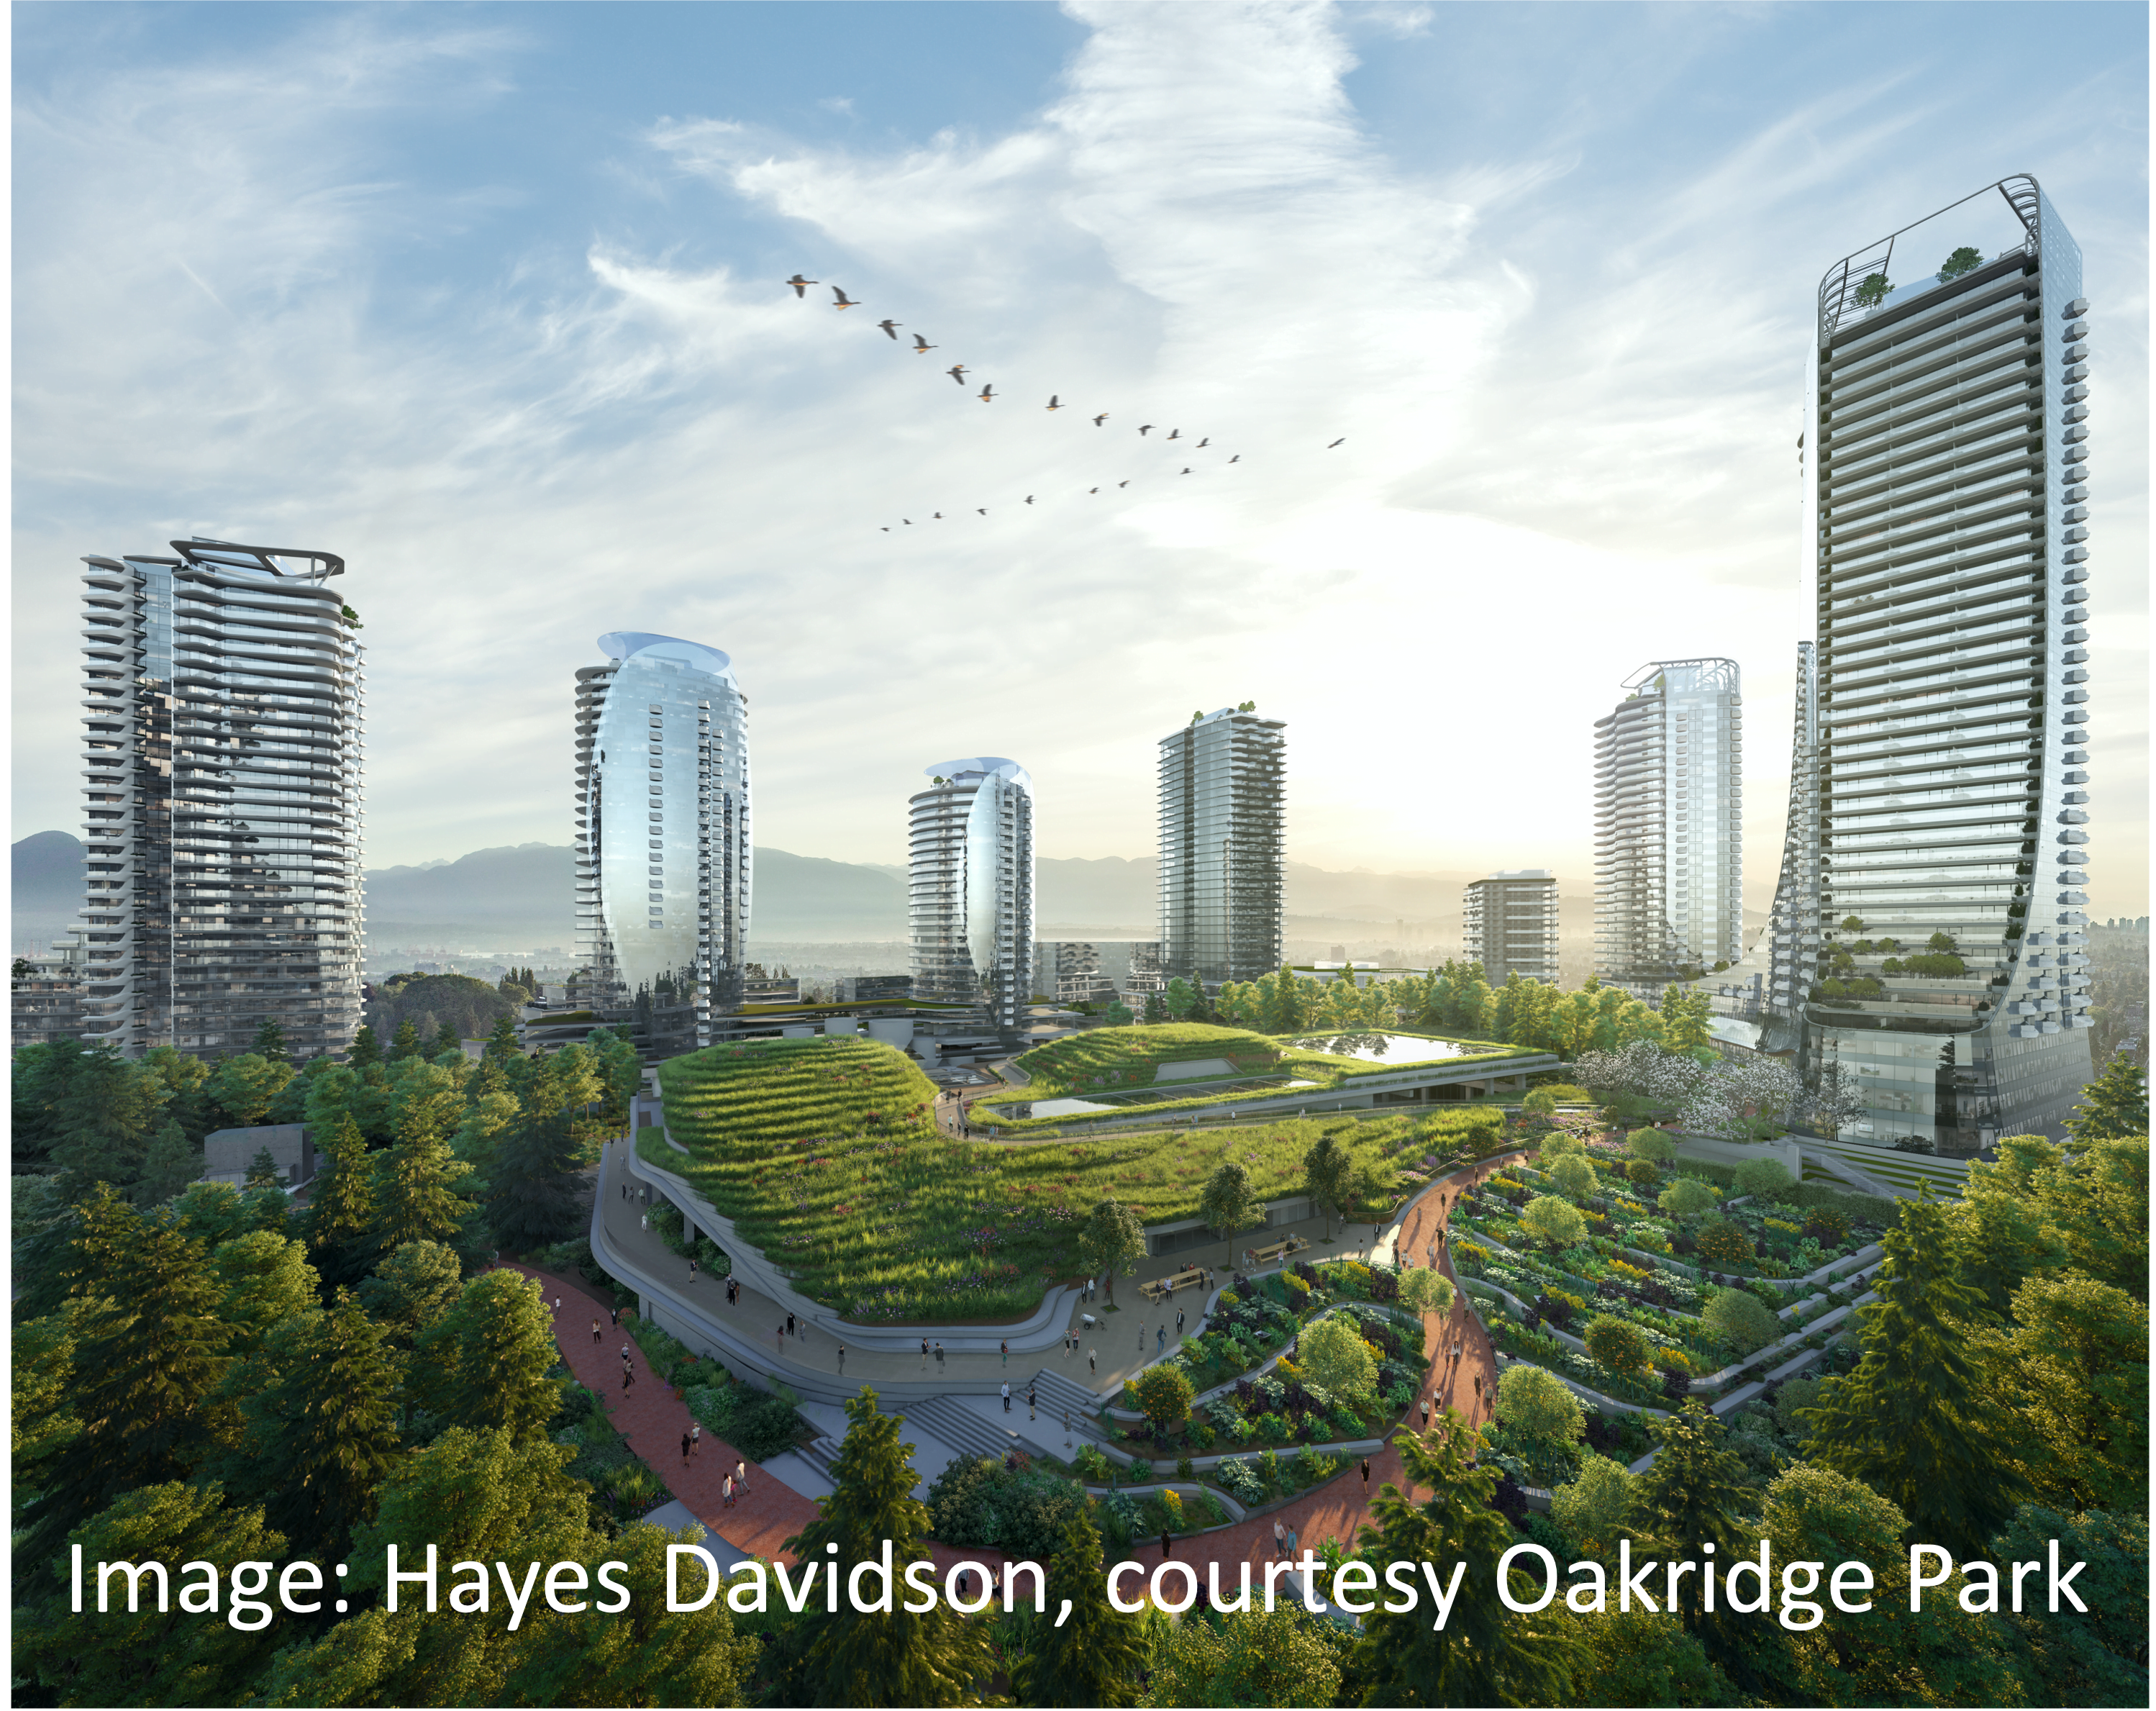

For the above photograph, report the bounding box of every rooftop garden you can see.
[650,1036,1509,1322]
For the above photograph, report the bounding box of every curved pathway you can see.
[1106,1150,1524,1589]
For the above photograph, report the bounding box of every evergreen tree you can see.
[359,1239,467,1345]
[1345,1413,1583,1705]
[433,1020,465,1058]
[214,1292,404,1561]
[1991,1506,2150,1708]
[1974,1271,2149,1515]
[50,1047,168,1191]
[244,1145,283,1190]
[135,1117,201,1207]
[207,1052,297,1128]
[765,1388,996,1705]
[304,1114,378,1289]
[1301,1130,1355,1238]
[483,1012,522,1061]
[487,1104,586,1251]
[410,1270,561,1441]
[369,1117,476,1254]
[12,1036,92,1174]
[20,1185,232,1568]
[2065,1053,2148,1141]
[251,1016,289,1062]
[140,1044,217,1143]
[1804,1194,2029,1556]
[211,1228,324,1356]
[1142,989,1168,1025]
[347,1023,382,1067]
[2027,1134,2149,1301]
[1198,1158,1263,1267]
[388,1018,424,1061]
[19,1483,289,1705]
[1009,1502,1147,1706]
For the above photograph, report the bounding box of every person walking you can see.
[1089,1347,1097,1376]
[681,1431,692,1466]
[688,1257,698,1281]
[591,1317,601,1345]
[1287,1526,1298,1561]
[1137,1321,1145,1351]
[722,1474,734,1509]
[641,1213,648,1230]
[620,1341,632,1363]
[736,1458,749,1494]
[934,1341,946,1369]
[621,1365,633,1392]
[1360,1457,1372,1494]
[786,1312,796,1338]
[691,1422,701,1456]
[837,1343,847,1374]
[1273,1519,1286,1558]
[611,1305,621,1328]
[1157,1325,1166,1354]
[1028,1385,1037,1421]
[1001,1383,1011,1414]
[921,1338,930,1370]
[1001,1339,1009,1366]
[1160,1528,1173,1560]
[553,1294,563,1316]
[1420,1397,1432,1430]
[1175,1307,1185,1336]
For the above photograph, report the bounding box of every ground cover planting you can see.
[652,1037,1506,1322]
[973,1023,1537,1132]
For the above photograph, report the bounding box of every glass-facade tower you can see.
[572,633,750,1057]
[1157,709,1286,984]
[1788,174,2095,1150]
[1593,659,1744,992]
[73,540,364,1058]
[909,758,1034,1030]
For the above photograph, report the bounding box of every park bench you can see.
[1242,1235,1309,1271]
[1140,1266,1207,1304]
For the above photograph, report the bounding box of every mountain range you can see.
[12,832,1611,955]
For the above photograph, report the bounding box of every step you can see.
[907,1397,1037,1467]
[1029,1366,1108,1426]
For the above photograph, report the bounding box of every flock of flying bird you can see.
[783,273,1345,529]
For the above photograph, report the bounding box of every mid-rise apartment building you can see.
[1463,870,1560,985]
[72,540,364,1058]
[1032,940,1165,1007]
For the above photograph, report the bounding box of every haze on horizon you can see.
[11,1,2148,920]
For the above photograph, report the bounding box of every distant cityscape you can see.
[7,178,2126,1148]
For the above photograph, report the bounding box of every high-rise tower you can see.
[1786,174,2094,1149]
[1593,659,1744,993]
[573,633,750,1056]
[73,540,364,1058]
[909,758,1034,1030]
[1463,871,1560,985]
[1157,709,1286,985]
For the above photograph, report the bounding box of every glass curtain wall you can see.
[909,758,1034,1030]
[74,540,363,1059]
[1796,174,2094,1149]
[573,633,750,1056]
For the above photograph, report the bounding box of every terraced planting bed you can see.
[973,1023,1537,1133]
[651,1035,1506,1323]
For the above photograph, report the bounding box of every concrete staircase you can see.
[1029,1367,1111,1436]
[906,1395,1047,1466]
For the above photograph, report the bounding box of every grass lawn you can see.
[652,1034,1507,1324]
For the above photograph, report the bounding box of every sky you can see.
[12,1,2150,919]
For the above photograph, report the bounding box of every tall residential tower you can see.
[1157,708,1286,985]
[1592,659,1744,993]
[1463,870,1560,986]
[1785,174,2094,1148]
[73,540,364,1058]
[572,633,751,1056]
[909,758,1035,1031]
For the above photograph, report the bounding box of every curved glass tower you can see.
[1157,709,1287,984]
[73,539,364,1058]
[909,758,1034,1030]
[573,633,750,1056]
[1787,174,2094,1148]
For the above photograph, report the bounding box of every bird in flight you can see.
[978,384,996,402]
[1139,424,1155,436]
[977,508,988,515]
[1181,467,1191,474]
[946,364,968,384]
[1025,495,1035,504]
[1327,437,1345,448]
[786,274,818,297]
[1118,479,1130,487]
[1229,454,1241,463]
[933,512,943,519]
[912,333,937,353]
[903,519,912,525]
[1168,428,1181,440]
[1196,437,1210,448]
[1045,394,1062,411]
[832,287,860,309]
[878,319,901,339]
[880,526,889,532]
[1092,412,1109,427]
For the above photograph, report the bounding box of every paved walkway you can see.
[1104,1150,1522,1592]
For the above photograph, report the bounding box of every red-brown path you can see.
[1106,1150,1524,1589]
[514,1261,1007,1574]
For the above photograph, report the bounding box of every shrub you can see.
[1583,1315,1651,1376]
[683,1383,803,1462]
[1627,1129,1677,1166]
[1160,1488,1184,1526]
[1215,1456,1264,1504]
[1073,1443,1113,1481]
[1520,1194,1588,1250]
[1733,1158,1796,1200]
[1658,1177,1719,1220]
[1496,1363,1584,1451]
[1298,1313,1381,1404]
[1535,1128,1586,1163]
[1704,1286,1782,1358]
[1803,1208,1852,1245]
[1773,1375,1821,1441]
[1455,1239,1492,1269]
[1625,1158,1660,1188]
[1135,1363,1198,1436]
[1696,1220,1755,1266]
[1550,1155,1599,1202]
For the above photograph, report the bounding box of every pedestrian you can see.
[786,1312,796,1338]
[1001,1339,1009,1366]
[1028,1386,1037,1421]
[1420,1398,1431,1430]
[921,1338,929,1370]
[553,1294,563,1315]
[1157,1325,1166,1353]
[641,1213,648,1230]
[591,1317,601,1345]
[722,1474,734,1508]
[776,1322,784,1351]
[691,1422,701,1456]
[1360,1456,1371,1493]
[1273,1519,1286,1558]
[1176,1307,1185,1335]
[682,1431,692,1466]
[1161,1528,1173,1560]
[689,1257,698,1281]
[611,1305,620,1328]
[837,1343,846,1373]
[491,1248,501,1269]
[1473,1374,1483,1401]
[1137,1321,1145,1350]
[935,1341,946,1369]
[1288,1526,1298,1560]
[1089,1347,1098,1374]
[1001,1383,1011,1413]
[621,1342,631,1363]
[622,1366,632,1392]
[736,1458,748,1493]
